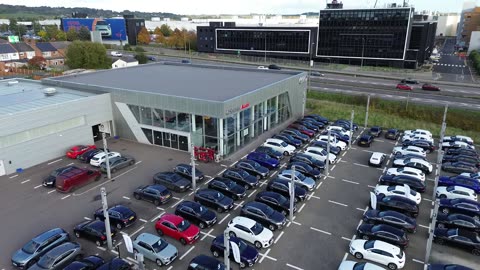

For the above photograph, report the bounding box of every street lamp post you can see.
[102,132,111,180]
[289,166,296,222]
[364,95,371,128]
[325,130,331,177]
[349,110,354,149]
[191,143,196,191]
[223,230,230,269]
[307,42,315,94]
[100,187,113,250]
[361,37,366,68]
[264,32,267,63]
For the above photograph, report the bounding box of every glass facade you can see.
[318,8,411,59]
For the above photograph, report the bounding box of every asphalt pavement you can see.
[432,38,474,83]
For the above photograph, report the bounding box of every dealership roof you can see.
[48,63,300,102]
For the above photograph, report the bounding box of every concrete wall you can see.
[436,14,460,36]
[468,31,480,54]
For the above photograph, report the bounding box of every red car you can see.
[155,214,200,245]
[421,83,440,91]
[396,83,412,91]
[288,124,315,137]
[66,145,97,159]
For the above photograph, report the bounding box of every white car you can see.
[460,172,480,179]
[392,145,426,158]
[257,66,268,70]
[369,152,386,167]
[401,134,434,144]
[225,216,274,249]
[443,135,474,145]
[441,141,475,150]
[403,129,432,138]
[326,126,351,138]
[374,185,422,204]
[392,158,433,174]
[338,260,386,270]
[436,186,478,200]
[386,167,425,182]
[349,240,405,270]
[110,51,122,57]
[90,151,121,167]
[317,135,347,150]
[263,138,296,155]
[304,146,336,164]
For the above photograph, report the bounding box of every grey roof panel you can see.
[35,42,57,52]
[0,43,17,54]
[11,42,35,52]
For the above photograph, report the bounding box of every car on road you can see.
[386,167,425,182]
[28,242,82,270]
[369,152,386,167]
[374,185,421,204]
[421,83,440,91]
[273,134,302,148]
[55,167,101,193]
[311,140,341,155]
[99,156,135,173]
[277,170,316,191]
[257,66,268,70]
[443,135,474,145]
[90,152,121,167]
[133,184,172,206]
[235,160,270,179]
[402,140,435,153]
[288,123,315,137]
[436,213,480,232]
[427,264,473,270]
[309,71,325,77]
[282,129,309,143]
[133,233,178,266]
[194,189,234,212]
[110,51,122,57]
[442,141,475,150]
[439,198,480,220]
[268,64,281,70]
[266,178,307,202]
[174,164,205,182]
[64,255,105,270]
[392,158,432,174]
[369,126,383,137]
[442,154,480,167]
[396,83,412,91]
[433,228,480,256]
[225,216,274,249]
[379,175,426,193]
[446,148,478,157]
[363,210,417,233]
[436,186,477,200]
[175,201,217,229]
[255,146,284,160]
[392,145,426,158]
[188,255,226,270]
[222,168,259,189]
[74,220,116,247]
[338,261,386,270]
[153,171,192,192]
[240,201,287,231]
[358,134,374,147]
[247,152,280,170]
[442,162,478,174]
[93,205,137,230]
[210,235,258,268]
[155,214,200,245]
[42,165,78,187]
[349,239,405,269]
[401,78,419,84]
[290,153,325,171]
[208,177,246,200]
[304,147,336,164]
[66,145,96,159]
[287,161,322,179]
[255,191,296,216]
[374,194,419,217]
[385,129,400,140]
[11,228,70,269]
[318,135,347,150]
[357,223,409,248]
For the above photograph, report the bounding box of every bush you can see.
[123,44,132,51]
[134,46,145,52]
[469,50,480,74]
[135,53,148,64]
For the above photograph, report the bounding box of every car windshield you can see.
[296,173,305,180]
[215,192,225,200]
[22,240,40,254]
[237,240,248,252]
[239,170,249,177]
[251,222,264,235]
[264,206,275,216]
[447,229,458,237]
[225,181,236,189]
[353,262,367,270]
[280,142,288,147]
[198,205,207,214]
[277,195,287,204]
[177,220,191,232]
[152,239,168,253]
[38,254,55,268]
[252,162,260,168]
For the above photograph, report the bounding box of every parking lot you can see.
[1,124,478,270]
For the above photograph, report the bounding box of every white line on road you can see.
[219,213,231,224]
[412,259,424,264]
[310,227,332,235]
[356,208,366,212]
[328,200,348,207]
[129,226,145,238]
[47,158,62,165]
[125,257,136,263]
[331,165,336,171]
[316,181,323,190]
[341,236,352,241]
[419,224,430,229]
[342,252,348,262]
[21,179,31,184]
[342,179,359,185]
[122,196,130,200]
[84,217,92,220]
[97,246,107,251]
[234,201,244,210]
[48,190,56,194]
[180,246,196,260]
[139,218,148,223]
[275,231,285,244]
[156,207,164,210]
[307,194,320,200]
[353,163,369,168]
[298,204,306,212]
[201,229,215,240]
[386,160,390,166]
[247,189,257,198]
[167,267,173,270]
[423,198,433,202]
[61,195,71,200]
[9,175,18,179]
[34,184,43,189]
[259,248,277,263]
[220,164,228,168]
[216,169,226,176]
[170,199,184,208]
[292,221,302,226]
[368,185,376,188]
[150,212,165,222]
[286,263,304,270]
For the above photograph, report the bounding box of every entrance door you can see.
[179,136,189,151]
[0,160,5,176]
[153,131,163,146]
[91,125,101,141]
[170,134,179,149]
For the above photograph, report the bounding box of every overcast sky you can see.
[0,0,468,15]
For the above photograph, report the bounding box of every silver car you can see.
[277,170,316,191]
[133,233,178,266]
[28,242,82,270]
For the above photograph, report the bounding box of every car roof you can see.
[176,163,191,169]
[258,191,283,199]
[88,220,106,230]
[33,228,66,242]
[179,200,202,210]
[160,213,184,225]
[372,240,401,253]
[266,138,285,144]
[197,188,220,196]
[136,233,161,245]
[244,201,268,210]
[45,242,80,257]
[148,184,168,192]
[110,205,134,216]
[447,185,475,193]
[371,152,384,159]
[231,216,256,227]
[190,255,223,268]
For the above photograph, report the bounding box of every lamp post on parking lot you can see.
[102,132,111,180]
[364,95,370,128]
[223,230,230,269]
[424,200,440,268]
[191,143,197,191]
[100,187,113,251]
[289,166,296,222]
[326,130,331,177]
[349,110,354,149]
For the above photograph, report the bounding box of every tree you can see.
[155,32,165,44]
[160,24,173,37]
[137,26,150,45]
[78,26,91,41]
[38,30,48,41]
[0,24,8,32]
[28,56,46,69]
[55,30,67,41]
[9,18,17,34]
[17,25,27,36]
[187,30,197,51]
[153,27,162,35]
[45,25,59,40]
[66,40,111,69]
[135,53,148,64]
[32,21,42,35]
[66,28,78,41]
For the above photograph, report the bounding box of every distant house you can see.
[0,43,19,61]
[112,57,138,69]
[11,42,36,59]
[35,42,61,58]
[50,41,70,56]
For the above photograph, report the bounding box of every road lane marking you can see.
[419,224,430,229]
[356,208,366,212]
[170,199,184,208]
[47,158,62,165]
[48,190,56,194]
[259,248,277,263]
[219,213,231,224]
[129,226,145,238]
[342,252,348,262]
[61,195,71,200]
[316,181,323,190]
[353,163,369,168]
[342,179,359,185]
[21,179,31,184]
[247,189,257,198]
[286,263,304,270]
[292,221,302,226]
[220,164,228,167]
[139,219,148,223]
[368,185,376,188]
[97,246,106,251]
[9,175,18,179]
[274,231,285,244]
[412,259,424,264]
[34,184,43,189]
[156,207,164,210]
[341,236,352,241]
[150,212,165,222]
[84,217,92,220]
[329,200,348,207]
[122,196,130,200]
[310,227,332,235]
[298,204,306,212]
[307,194,320,200]
[180,246,195,260]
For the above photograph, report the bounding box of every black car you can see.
[446,148,478,157]
[301,118,325,129]
[74,220,117,247]
[294,121,319,132]
[174,164,205,182]
[357,134,374,147]
[266,178,307,202]
[322,129,350,143]
[210,235,258,268]
[64,255,105,270]
[222,168,259,189]
[403,140,435,153]
[255,191,296,216]
[363,210,417,233]
[77,148,108,163]
[194,189,234,213]
[442,155,480,167]
[290,153,325,171]
[133,184,172,206]
[235,159,269,179]
[428,264,474,270]
[393,152,427,161]
[442,162,478,174]
[436,213,480,232]
[208,177,247,200]
[379,175,426,193]
[42,165,78,187]
[153,171,192,192]
[273,134,301,148]
[305,114,329,125]
[188,255,226,270]
[385,129,401,140]
[369,126,383,137]
[357,224,409,248]
[287,162,322,179]
[175,200,217,229]
[240,201,287,231]
[282,129,309,143]
[335,119,359,130]
[99,156,136,173]
[434,228,480,256]
[268,64,281,70]
[97,258,132,270]
[401,78,419,84]
[311,140,341,155]
[93,205,137,230]
[376,195,419,217]
[255,146,284,160]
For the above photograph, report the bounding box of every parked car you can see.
[294,120,319,132]
[66,145,97,159]
[358,134,374,147]
[393,153,427,161]
[288,124,315,137]
[439,198,480,220]
[349,240,405,269]
[273,134,302,148]
[283,128,309,142]
[74,220,116,247]
[309,71,325,77]
[133,184,172,206]
[187,255,226,270]
[208,177,247,200]
[379,175,426,193]
[304,147,336,164]
[77,148,108,163]
[235,160,270,179]
[290,153,325,171]
[442,155,480,167]
[385,129,401,140]
[369,126,383,137]
[322,130,349,144]
[396,83,412,90]
[287,162,322,179]
[338,261,386,270]
[99,156,136,173]
[64,255,105,270]
[240,201,287,231]
[255,146,284,160]
[442,141,475,150]
[436,213,480,232]
[90,152,121,167]
[210,235,258,268]
[153,172,191,192]
[443,135,474,145]
[255,191,296,216]
[374,194,419,217]
[175,201,217,229]
[374,185,421,205]
[268,64,281,70]
[438,175,480,194]
[133,233,178,266]
[446,148,478,157]
[301,117,325,129]
[334,119,359,131]
[222,168,259,189]
[110,51,122,57]
[97,258,132,270]
[266,178,307,202]
[305,114,329,125]
[194,189,234,213]
[403,129,432,138]
[55,167,101,193]
[460,172,480,179]
[277,170,316,191]
[402,133,433,144]
[402,140,435,154]
[311,140,341,155]
[174,164,204,182]
[247,152,280,170]
[11,228,70,269]
[155,214,200,245]
[422,83,440,91]
[93,205,137,230]
[326,125,351,138]
[386,167,425,182]
[225,216,274,249]
[317,135,347,150]
[436,186,477,200]
[392,158,433,174]
[401,78,419,84]
[42,166,78,187]
[393,145,426,158]
[433,228,480,256]
[442,162,478,174]
[357,224,409,248]
[363,210,417,233]
[28,242,82,270]
[369,152,387,167]
[427,264,473,270]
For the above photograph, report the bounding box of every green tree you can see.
[78,26,91,41]
[153,27,162,35]
[55,30,67,41]
[9,18,17,34]
[137,26,150,45]
[38,30,48,41]
[187,30,197,51]
[45,25,59,40]
[134,46,145,52]
[66,28,78,41]
[135,53,148,64]
[123,44,132,51]
[160,24,172,37]
[32,21,42,35]
[66,40,111,69]
[17,24,27,36]
[0,24,8,32]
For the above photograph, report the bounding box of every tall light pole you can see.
[307,42,315,94]
[223,230,230,269]
[100,187,113,250]
[349,110,354,149]
[102,132,111,180]
[325,130,331,177]
[424,200,439,267]
[364,95,371,128]
[289,166,296,222]
[191,143,197,191]
[361,37,366,69]
[264,32,267,63]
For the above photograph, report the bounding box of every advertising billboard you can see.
[61,18,127,40]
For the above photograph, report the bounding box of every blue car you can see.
[322,130,350,143]
[305,114,329,124]
[282,129,309,143]
[438,176,480,193]
[439,198,480,220]
[287,161,322,179]
[255,146,283,160]
[301,118,325,129]
[247,152,279,170]
[235,160,270,179]
[294,121,319,132]
[274,133,302,147]
[311,141,341,155]
[210,235,258,268]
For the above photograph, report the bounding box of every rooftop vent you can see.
[43,87,57,96]
[7,80,18,86]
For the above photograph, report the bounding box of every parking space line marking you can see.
[173,196,181,200]
[129,225,145,238]
[97,246,106,251]
[341,236,352,241]
[204,175,212,179]
[310,227,332,235]
[111,250,118,255]
[219,213,231,224]
[47,159,62,165]
[34,184,43,189]
[337,158,342,163]
[292,221,302,226]
[180,246,195,260]
[342,179,359,185]
[170,199,184,208]
[307,194,320,200]
[220,164,228,168]
[328,200,348,207]
[412,259,424,264]
[139,218,148,223]
[298,204,306,212]
[47,190,56,194]
[21,179,31,184]
[357,220,363,229]
[9,175,18,179]
[66,162,74,166]
[271,171,279,177]
[316,181,323,190]
[217,169,226,176]
[151,211,165,222]
[356,207,366,212]
[167,266,173,270]
[286,263,304,270]
[423,198,433,202]
[361,150,375,154]
[61,195,71,200]
[122,196,130,200]
[386,160,390,166]
[274,231,285,244]
[353,163,369,168]
[234,201,244,210]
[230,161,238,167]
[427,178,435,182]
[156,207,164,210]
[327,175,335,179]
[342,252,348,262]
[382,167,387,173]
[84,217,92,220]
[201,229,215,240]
[259,248,277,263]
[419,224,429,229]
[331,165,336,171]
[189,191,194,196]
[368,185,376,188]
[339,159,347,163]
[341,152,346,157]
[247,190,257,198]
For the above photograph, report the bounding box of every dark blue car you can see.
[311,141,341,155]
[438,176,480,193]
[64,255,105,270]
[322,130,350,143]
[210,235,258,268]
[274,133,302,147]
[301,118,325,129]
[439,198,480,220]
[294,121,319,132]
[305,114,329,124]
[287,161,322,179]
[428,264,474,270]
[255,146,283,160]
[235,160,270,179]
[290,153,325,171]
[247,152,279,170]
[222,168,259,189]
[282,129,309,143]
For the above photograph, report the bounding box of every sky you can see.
[0,0,469,15]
